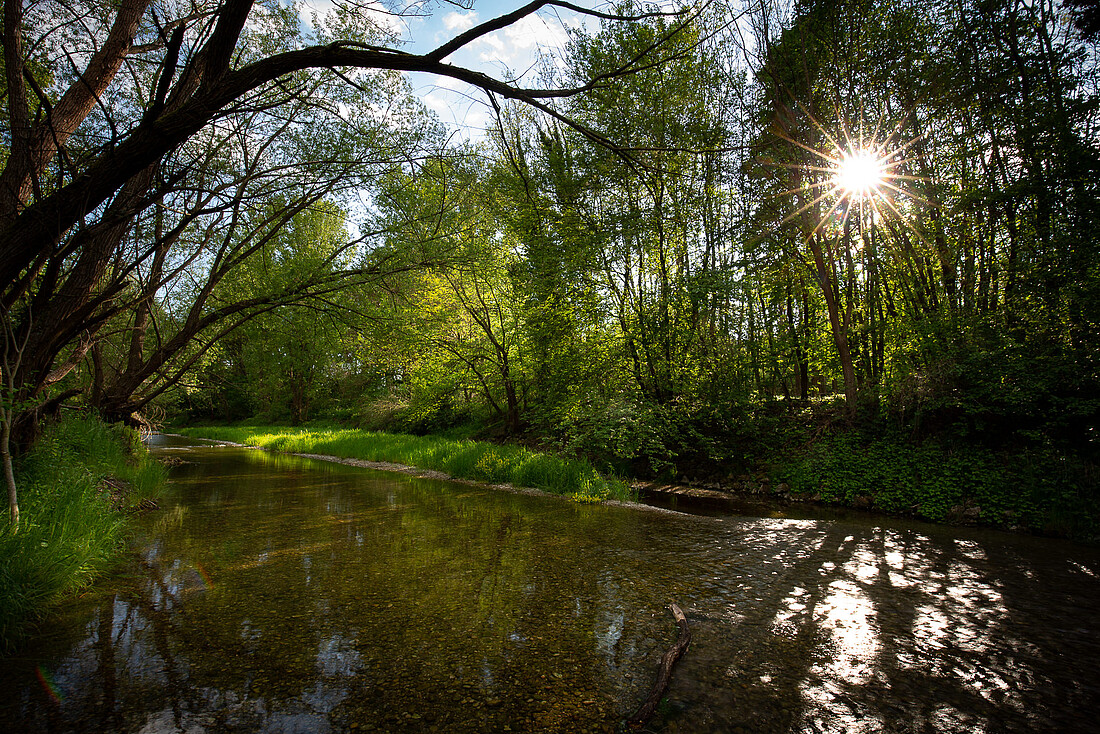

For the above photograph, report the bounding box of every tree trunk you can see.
[2,416,17,527]
[807,232,857,415]
[503,373,521,435]
[290,371,309,425]
[0,0,154,226]
[1,304,24,527]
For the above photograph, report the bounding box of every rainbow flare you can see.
[194,563,214,590]
[35,665,63,704]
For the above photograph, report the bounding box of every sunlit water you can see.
[2,435,1098,732]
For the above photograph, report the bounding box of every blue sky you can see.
[296,0,600,136]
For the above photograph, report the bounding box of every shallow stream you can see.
[1,435,1098,732]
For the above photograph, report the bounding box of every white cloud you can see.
[432,73,467,92]
[467,13,570,71]
[284,2,596,141]
[297,0,406,39]
[297,0,334,28]
[476,34,508,63]
[442,10,478,33]
[505,13,569,50]
[417,75,493,140]
[413,9,582,133]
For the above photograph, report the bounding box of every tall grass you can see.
[0,415,166,651]
[178,425,634,502]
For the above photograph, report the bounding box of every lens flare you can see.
[194,562,214,590]
[35,665,63,704]
[761,101,929,248]
[834,150,885,200]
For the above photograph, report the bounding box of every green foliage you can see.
[358,392,480,437]
[177,425,634,502]
[773,424,1098,539]
[0,415,167,651]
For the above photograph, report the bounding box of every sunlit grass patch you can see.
[177,425,634,502]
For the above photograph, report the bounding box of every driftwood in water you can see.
[626,602,691,729]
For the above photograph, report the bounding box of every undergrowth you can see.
[772,425,1098,541]
[0,414,166,651]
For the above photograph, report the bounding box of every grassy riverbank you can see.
[177,425,634,502]
[0,415,166,651]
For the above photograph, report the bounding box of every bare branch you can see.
[426,0,685,63]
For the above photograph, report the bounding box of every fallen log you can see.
[626,602,691,729]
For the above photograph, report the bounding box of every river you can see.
[1,434,1098,732]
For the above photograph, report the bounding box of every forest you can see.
[2,0,1099,537]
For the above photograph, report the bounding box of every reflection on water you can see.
[1,436,1098,733]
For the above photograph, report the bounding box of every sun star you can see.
[762,104,929,244]
[833,149,886,201]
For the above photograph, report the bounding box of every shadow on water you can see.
[1,434,1098,733]
[653,520,1100,733]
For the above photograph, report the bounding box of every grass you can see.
[176,425,635,503]
[0,414,167,652]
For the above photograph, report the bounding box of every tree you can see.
[88,196,364,425]
[1065,0,1100,39]
[0,0,680,287]
[746,0,1100,433]
[369,154,531,435]
[562,8,732,405]
[0,0,686,444]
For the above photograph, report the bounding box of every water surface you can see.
[1,435,1098,732]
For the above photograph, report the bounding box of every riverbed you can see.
[1,434,1098,732]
